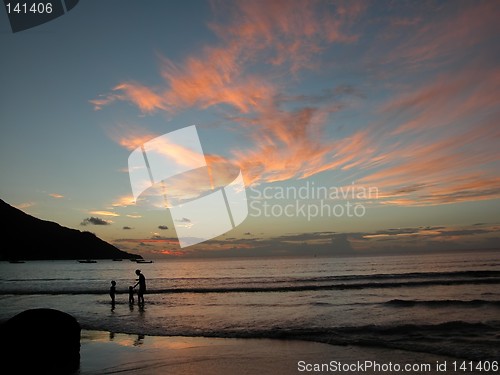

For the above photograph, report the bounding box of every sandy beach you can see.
[77,330,486,375]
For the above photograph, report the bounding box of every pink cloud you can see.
[97,1,499,208]
[383,1,500,69]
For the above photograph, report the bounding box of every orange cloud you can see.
[89,210,119,217]
[93,1,363,114]
[230,105,339,185]
[112,83,167,113]
[17,201,35,209]
[160,249,184,256]
[356,68,500,205]
[106,124,158,152]
[382,1,499,69]
[115,238,179,245]
[126,214,142,219]
[210,0,364,72]
[112,195,136,207]
[160,45,276,113]
[96,1,498,209]
[94,0,366,191]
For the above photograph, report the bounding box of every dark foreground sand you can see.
[77,330,488,375]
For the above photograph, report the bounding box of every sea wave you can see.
[386,299,500,307]
[80,320,500,362]
[4,269,500,283]
[2,277,500,295]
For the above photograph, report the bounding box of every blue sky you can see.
[1,0,499,258]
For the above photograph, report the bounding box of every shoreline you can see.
[77,329,487,375]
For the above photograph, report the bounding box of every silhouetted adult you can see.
[134,269,146,305]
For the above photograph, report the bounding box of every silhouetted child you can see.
[128,285,135,304]
[110,280,116,305]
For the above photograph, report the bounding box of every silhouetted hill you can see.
[0,199,142,261]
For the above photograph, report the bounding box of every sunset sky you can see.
[1,0,499,258]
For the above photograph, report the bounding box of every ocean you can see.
[1,251,499,362]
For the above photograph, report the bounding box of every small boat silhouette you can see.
[78,259,97,263]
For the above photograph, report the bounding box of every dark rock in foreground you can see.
[0,308,81,374]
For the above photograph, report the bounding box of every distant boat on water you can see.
[112,258,123,261]
[8,260,25,263]
[136,259,153,264]
[78,259,97,263]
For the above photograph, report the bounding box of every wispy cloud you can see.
[92,1,363,114]
[112,195,136,207]
[357,67,500,205]
[89,210,119,217]
[16,202,35,210]
[95,0,499,208]
[381,1,500,70]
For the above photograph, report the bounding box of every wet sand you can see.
[77,330,485,375]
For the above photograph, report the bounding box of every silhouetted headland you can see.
[0,198,141,261]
